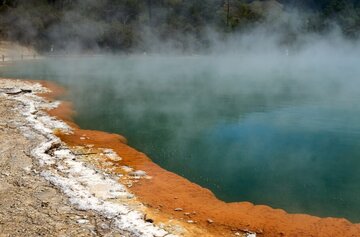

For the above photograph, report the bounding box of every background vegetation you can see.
[0,0,359,52]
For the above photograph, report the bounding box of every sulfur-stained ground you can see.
[0,82,127,237]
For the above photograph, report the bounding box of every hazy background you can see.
[1,0,360,53]
[1,0,360,222]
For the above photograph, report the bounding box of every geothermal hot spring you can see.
[2,50,360,222]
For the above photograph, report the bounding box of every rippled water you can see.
[2,55,360,221]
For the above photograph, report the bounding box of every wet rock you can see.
[102,149,122,161]
[129,170,147,177]
[3,88,32,95]
[245,233,257,237]
[121,166,133,173]
[4,88,22,95]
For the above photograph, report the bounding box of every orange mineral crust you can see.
[39,80,360,237]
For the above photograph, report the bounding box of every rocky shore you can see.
[0,79,178,237]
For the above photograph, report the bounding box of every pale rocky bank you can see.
[0,79,183,237]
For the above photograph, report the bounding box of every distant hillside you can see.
[0,0,359,53]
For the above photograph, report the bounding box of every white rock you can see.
[102,148,122,161]
[77,219,89,224]
[245,234,256,237]
[122,166,133,173]
[129,170,147,177]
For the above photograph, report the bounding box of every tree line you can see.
[0,0,359,52]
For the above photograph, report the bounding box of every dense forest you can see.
[0,0,359,52]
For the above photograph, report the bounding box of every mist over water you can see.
[2,38,360,221]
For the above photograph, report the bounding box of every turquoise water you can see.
[2,55,360,221]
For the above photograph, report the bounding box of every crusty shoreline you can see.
[0,79,181,237]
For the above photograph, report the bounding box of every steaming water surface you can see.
[2,55,360,222]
